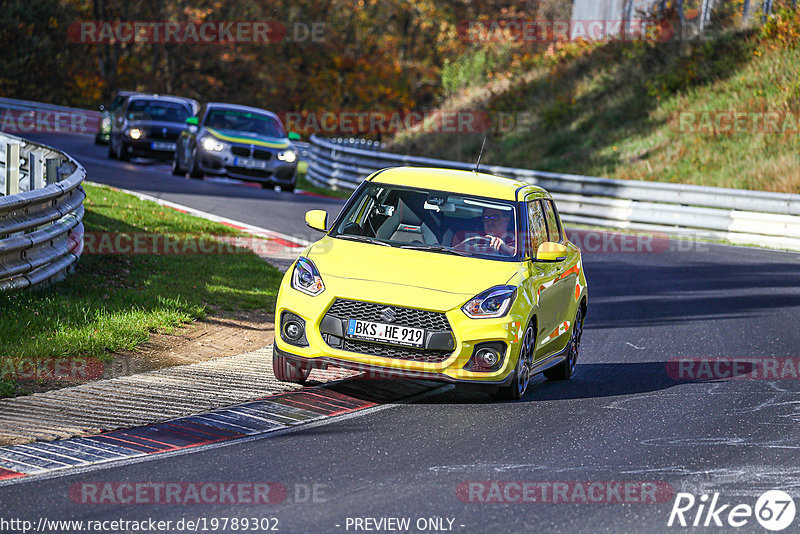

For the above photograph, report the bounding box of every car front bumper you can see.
[196,147,297,186]
[273,274,525,386]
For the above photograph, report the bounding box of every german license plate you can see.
[151,142,176,151]
[346,319,425,348]
[234,157,268,170]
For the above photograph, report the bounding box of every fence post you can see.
[45,158,61,185]
[27,150,44,191]
[763,0,773,22]
[5,143,20,196]
[743,0,751,19]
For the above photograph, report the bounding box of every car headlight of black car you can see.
[291,257,325,296]
[462,285,517,319]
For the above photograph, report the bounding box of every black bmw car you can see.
[108,95,194,161]
[173,103,299,191]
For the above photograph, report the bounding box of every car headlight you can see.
[200,135,227,152]
[277,150,297,163]
[462,285,517,319]
[127,128,142,139]
[101,116,111,129]
[291,257,325,296]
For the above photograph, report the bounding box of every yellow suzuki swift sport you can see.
[273,167,587,400]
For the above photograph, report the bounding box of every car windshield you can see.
[126,100,191,122]
[204,109,286,138]
[331,183,520,260]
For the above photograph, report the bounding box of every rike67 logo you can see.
[668,490,796,531]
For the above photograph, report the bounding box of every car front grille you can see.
[231,147,250,157]
[325,299,450,330]
[253,149,272,160]
[341,339,451,363]
[322,299,454,364]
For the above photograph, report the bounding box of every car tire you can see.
[281,183,296,193]
[172,150,186,176]
[108,139,118,159]
[273,349,311,384]
[493,323,535,401]
[188,146,204,179]
[544,307,583,381]
[118,141,130,162]
[260,182,275,190]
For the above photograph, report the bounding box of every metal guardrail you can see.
[0,132,86,291]
[307,134,800,251]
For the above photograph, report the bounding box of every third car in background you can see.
[174,103,300,192]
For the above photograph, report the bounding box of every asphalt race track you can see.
[2,133,800,533]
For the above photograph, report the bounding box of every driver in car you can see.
[453,206,516,256]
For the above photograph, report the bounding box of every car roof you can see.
[205,103,280,120]
[127,94,194,107]
[366,167,548,201]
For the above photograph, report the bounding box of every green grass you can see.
[0,183,283,396]
[388,10,800,193]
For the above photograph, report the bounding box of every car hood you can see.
[205,127,290,149]
[306,237,521,306]
[127,121,185,139]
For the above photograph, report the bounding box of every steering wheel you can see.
[453,235,493,249]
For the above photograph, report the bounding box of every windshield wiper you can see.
[336,234,391,246]
[399,244,468,256]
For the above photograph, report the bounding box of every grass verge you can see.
[389,9,800,193]
[0,183,283,397]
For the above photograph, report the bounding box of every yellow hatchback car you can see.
[273,167,587,400]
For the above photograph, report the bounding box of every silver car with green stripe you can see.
[174,103,300,192]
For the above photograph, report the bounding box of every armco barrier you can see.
[306,135,800,251]
[0,132,85,291]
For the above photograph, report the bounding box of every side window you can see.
[110,97,123,112]
[527,201,548,255]
[542,199,562,243]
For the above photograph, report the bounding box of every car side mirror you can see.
[305,210,328,232]
[186,116,199,126]
[536,242,567,262]
[288,131,301,141]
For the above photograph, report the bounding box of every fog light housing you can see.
[280,311,308,347]
[476,348,499,368]
[463,341,506,372]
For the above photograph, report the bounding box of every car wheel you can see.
[188,146,204,179]
[172,150,185,176]
[544,307,583,380]
[108,138,118,159]
[118,141,130,162]
[281,183,296,193]
[273,349,311,384]
[493,323,535,401]
[260,182,275,190]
